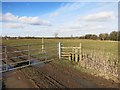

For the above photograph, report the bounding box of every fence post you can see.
[68,55,71,61]
[75,48,78,62]
[5,46,8,71]
[72,48,75,61]
[42,37,44,53]
[79,43,82,62]
[58,42,61,60]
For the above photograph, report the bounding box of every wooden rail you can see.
[61,47,81,49]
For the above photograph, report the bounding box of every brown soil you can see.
[3,70,38,88]
[21,61,119,88]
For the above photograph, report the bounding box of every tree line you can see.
[79,31,120,41]
[2,31,120,41]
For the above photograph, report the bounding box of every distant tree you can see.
[71,34,73,38]
[118,31,120,41]
[79,36,85,39]
[85,34,98,40]
[54,33,58,38]
[91,34,98,40]
[109,31,118,41]
[104,33,109,40]
[99,33,109,40]
[85,34,92,39]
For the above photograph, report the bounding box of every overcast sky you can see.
[1,1,118,37]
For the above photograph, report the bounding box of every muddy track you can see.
[33,67,65,88]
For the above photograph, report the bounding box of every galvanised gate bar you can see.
[0,43,53,73]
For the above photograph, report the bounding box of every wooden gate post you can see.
[78,43,82,66]
[42,37,44,53]
[69,53,72,61]
[75,48,78,62]
[72,48,75,61]
[58,42,61,59]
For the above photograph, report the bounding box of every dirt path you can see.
[21,61,119,88]
[3,70,38,88]
[2,60,119,88]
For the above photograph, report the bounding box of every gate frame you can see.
[58,42,82,62]
[0,38,54,73]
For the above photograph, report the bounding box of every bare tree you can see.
[54,33,58,38]
[71,34,73,38]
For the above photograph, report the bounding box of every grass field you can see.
[2,38,118,57]
[3,38,118,52]
[2,38,119,82]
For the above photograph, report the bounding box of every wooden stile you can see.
[58,42,82,62]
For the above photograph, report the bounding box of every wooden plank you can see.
[61,55,71,57]
[61,47,81,49]
[61,52,81,54]
[61,52,71,54]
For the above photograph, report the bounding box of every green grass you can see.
[3,38,118,56]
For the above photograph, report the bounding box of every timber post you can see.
[58,42,61,59]
[42,37,44,53]
[78,43,82,65]
[79,43,82,61]
[75,48,78,62]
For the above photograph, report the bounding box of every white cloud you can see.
[19,16,51,26]
[58,2,85,12]
[2,12,51,26]
[58,24,106,32]
[49,12,59,17]
[80,11,115,21]
[0,13,2,21]
[83,24,106,30]
[69,25,84,29]
[3,23,24,29]
[47,2,85,19]
[2,12,18,22]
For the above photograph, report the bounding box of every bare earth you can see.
[3,61,119,88]
[36,62,119,88]
[3,70,38,88]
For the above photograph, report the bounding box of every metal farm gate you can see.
[0,39,57,73]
